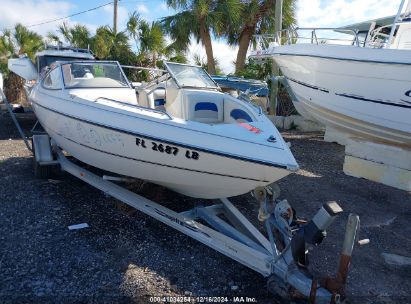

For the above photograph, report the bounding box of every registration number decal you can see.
[135,137,199,160]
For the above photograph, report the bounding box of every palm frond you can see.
[127,11,141,40]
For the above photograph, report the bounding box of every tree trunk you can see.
[235,0,276,74]
[4,72,27,105]
[235,28,253,74]
[199,20,216,75]
[152,52,157,68]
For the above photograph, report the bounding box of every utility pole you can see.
[113,0,118,34]
[269,0,283,115]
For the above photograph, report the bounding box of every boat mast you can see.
[387,0,407,48]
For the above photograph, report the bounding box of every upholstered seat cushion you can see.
[230,108,253,123]
[189,100,223,123]
[182,90,224,123]
[148,88,166,110]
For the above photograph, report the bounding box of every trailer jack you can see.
[256,185,367,303]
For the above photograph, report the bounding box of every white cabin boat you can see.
[9,59,298,198]
[250,0,411,147]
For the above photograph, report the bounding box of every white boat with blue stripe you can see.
[10,60,298,199]
[250,0,411,147]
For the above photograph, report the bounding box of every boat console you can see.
[135,62,260,124]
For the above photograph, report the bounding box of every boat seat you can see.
[189,101,223,123]
[230,109,253,123]
[148,88,166,111]
[223,99,254,124]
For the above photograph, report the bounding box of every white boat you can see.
[250,0,411,147]
[9,59,298,198]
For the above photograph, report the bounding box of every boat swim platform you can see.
[343,138,411,192]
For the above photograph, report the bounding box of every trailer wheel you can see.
[32,137,52,179]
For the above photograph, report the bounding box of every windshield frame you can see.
[164,62,220,90]
[58,60,132,89]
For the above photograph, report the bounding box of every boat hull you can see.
[271,45,411,146]
[31,93,292,199]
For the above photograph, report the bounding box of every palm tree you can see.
[139,21,167,68]
[127,11,186,67]
[227,0,297,73]
[0,24,43,103]
[92,26,130,59]
[46,32,61,45]
[167,51,188,64]
[235,58,273,80]
[162,0,241,75]
[58,22,92,49]
[126,11,141,50]
[193,53,221,74]
[0,32,14,67]
[1,24,43,59]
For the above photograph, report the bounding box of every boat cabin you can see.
[35,45,95,73]
[7,45,95,82]
[337,10,411,49]
[251,1,411,55]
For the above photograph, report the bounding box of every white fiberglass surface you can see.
[166,62,218,89]
[62,62,129,88]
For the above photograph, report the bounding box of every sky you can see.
[0,0,403,73]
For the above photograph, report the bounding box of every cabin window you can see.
[43,68,63,90]
[62,62,129,88]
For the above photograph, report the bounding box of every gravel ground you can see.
[0,111,410,304]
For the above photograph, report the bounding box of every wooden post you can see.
[269,0,283,115]
[113,0,118,34]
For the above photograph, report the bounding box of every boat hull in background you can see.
[271,45,411,146]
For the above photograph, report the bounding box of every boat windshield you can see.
[165,62,218,89]
[62,62,129,88]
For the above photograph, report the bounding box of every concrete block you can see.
[268,115,284,129]
[343,155,411,192]
[283,115,299,130]
[293,116,324,132]
[346,138,411,171]
[324,127,351,145]
[268,115,325,131]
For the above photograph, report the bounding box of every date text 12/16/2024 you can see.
[149,296,257,303]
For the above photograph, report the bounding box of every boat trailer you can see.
[1,87,368,303]
[34,135,366,303]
